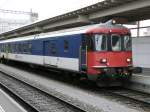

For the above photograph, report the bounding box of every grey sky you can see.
[0,0,102,20]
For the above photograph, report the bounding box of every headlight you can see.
[127,58,131,62]
[112,20,116,24]
[100,58,107,63]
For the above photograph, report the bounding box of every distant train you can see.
[0,20,132,86]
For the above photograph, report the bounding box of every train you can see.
[0,20,132,86]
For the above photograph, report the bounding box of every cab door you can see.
[79,35,87,72]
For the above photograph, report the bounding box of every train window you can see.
[124,35,132,51]
[13,44,15,53]
[8,44,11,53]
[24,43,29,53]
[22,44,25,53]
[111,34,121,51]
[50,42,57,54]
[28,43,32,53]
[5,44,8,53]
[10,44,12,53]
[64,40,69,52]
[1,44,3,52]
[14,44,18,53]
[94,34,107,51]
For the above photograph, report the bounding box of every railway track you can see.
[106,88,150,105]
[0,83,37,112]
[0,62,150,112]
[0,72,85,112]
[95,88,150,112]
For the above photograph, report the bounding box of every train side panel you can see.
[0,34,82,72]
[42,34,82,71]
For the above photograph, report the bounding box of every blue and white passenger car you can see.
[0,25,92,71]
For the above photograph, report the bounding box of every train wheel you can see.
[62,72,69,81]
[72,73,81,84]
[96,80,108,87]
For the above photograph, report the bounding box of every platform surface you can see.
[0,89,27,112]
[127,73,150,93]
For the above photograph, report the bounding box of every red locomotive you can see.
[81,20,132,86]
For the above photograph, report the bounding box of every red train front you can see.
[81,20,132,86]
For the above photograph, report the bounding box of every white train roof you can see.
[0,24,98,43]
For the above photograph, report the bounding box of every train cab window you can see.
[94,34,107,51]
[18,44,22,53]
[64,40,69,52]
[24,43,31,54]
[3,44,5,52]
[10,44,13,53]
[2,44,4,52]
[4,44,7,52]
[23,43,27,53]
[124,35,132,51]
[111,34,121,51]
[4,44,8,52]
[11,44,15,53]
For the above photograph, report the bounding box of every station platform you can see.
[127,71,150,94]
[0,88,27,112]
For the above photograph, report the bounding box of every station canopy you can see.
[0,0,150,39]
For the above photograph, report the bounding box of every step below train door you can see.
[43,40,58,67]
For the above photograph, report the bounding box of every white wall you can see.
[132,37,150,68]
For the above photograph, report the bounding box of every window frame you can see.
[64,40,69,52]
[123,35,132,51]
[94,34,108,51]
[111,34,122,51]
[50,42,57,55]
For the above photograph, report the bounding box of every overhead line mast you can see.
[0,9,38,33]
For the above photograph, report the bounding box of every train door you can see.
[43,40,58,66]
[80,35,87,72]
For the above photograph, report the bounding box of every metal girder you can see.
[43,15,90,30]
[19,27,43,35]
[78,15,90,23]
[9,33,20,37]
[89,0,150,21]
